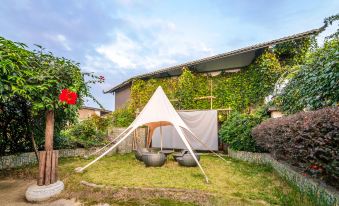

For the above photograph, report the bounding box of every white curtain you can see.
[152,110,218,150]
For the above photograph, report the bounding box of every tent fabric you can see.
[77,86,209,182]
[152,110,218,150]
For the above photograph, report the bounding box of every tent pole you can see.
[175,126,209,183]
[86,126,131,157]
[185,129,228,163]
[76,127,136,172]
[160,123,163,151]
[147,126,154,148]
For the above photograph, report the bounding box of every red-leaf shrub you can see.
[252,107,339,189]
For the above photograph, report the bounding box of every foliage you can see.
[0,96,33,154]
[273,37,315,66]
[252,107,339,189]
[130,77,178,110]
[321,13,339,40]
[275,38,339,114]
[60,115,109,148]
[130,50,283,113]
[0,36,102,154]
[109,107,135,127]
[176,67,198,109]
[219,108,268,152]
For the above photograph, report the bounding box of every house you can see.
[78,106,111,121]
[268,107,284,118]
[104,29,320,110]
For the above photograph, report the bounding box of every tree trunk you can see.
[37,110,58,186]
[44,110,54,151]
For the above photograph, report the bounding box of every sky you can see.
[0,0,338,110]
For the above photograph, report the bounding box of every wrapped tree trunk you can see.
[37,110,58,186]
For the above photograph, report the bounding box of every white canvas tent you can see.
[76,86,224,182]
[152,110,218,150]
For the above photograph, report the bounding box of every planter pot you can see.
[177,154,200,167]
[142,153,166,167]
[172,150,189,161]
[159,149,174,156]
[134,148,149,161]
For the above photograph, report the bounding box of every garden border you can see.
[0,147,99,170]
[0,127,147,170]
[228,149,339,206]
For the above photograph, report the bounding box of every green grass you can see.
[0,153,316,205]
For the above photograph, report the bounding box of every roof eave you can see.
[104,28,321,94]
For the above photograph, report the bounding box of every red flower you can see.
[309,164,320,170]
[99,76,105,82]
[59,89,78,105]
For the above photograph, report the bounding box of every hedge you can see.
[219,111,267,152]
[252,107,339,189]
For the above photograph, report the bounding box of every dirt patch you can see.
[0,178,81,206]
[61,180,216,205]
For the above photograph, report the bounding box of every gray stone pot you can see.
[172,150,189,161]
[142,152,166,167]
[134,148,149,161]
[177,154,200,167]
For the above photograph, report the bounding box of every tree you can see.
[0,37,103,185]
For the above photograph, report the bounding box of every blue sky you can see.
[1,0,338,110]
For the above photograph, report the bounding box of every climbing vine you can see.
[130,77,178,110]
[273,36,315,66]
[275,37,339,114]
[127,50,283,113]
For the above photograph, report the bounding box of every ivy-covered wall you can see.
[110,36,313,127]
[129,50,283,112]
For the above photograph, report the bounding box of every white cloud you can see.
[96,32,140,69]
[88,18,214,73]
[44,33,72,51]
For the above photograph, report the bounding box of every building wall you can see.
[78,109,100,121]
[115,85,131,110]
[271,111,283,118]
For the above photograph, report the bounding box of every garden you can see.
[0,14,338,206]
[1,154,317,205]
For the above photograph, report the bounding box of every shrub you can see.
[219,110,267,152]
[60,115,109,148]
[109,107,135,127]
[252,107,339,189]
[59,108,135,149]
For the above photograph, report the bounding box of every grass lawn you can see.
[1,153,315,206]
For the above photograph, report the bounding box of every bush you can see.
[252,107,339,189]
[60,115,109,148]
[219,110,267,152]
[109,107,135,127]
[59,108,135,149]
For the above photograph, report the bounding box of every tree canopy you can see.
[0,37,103,154]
